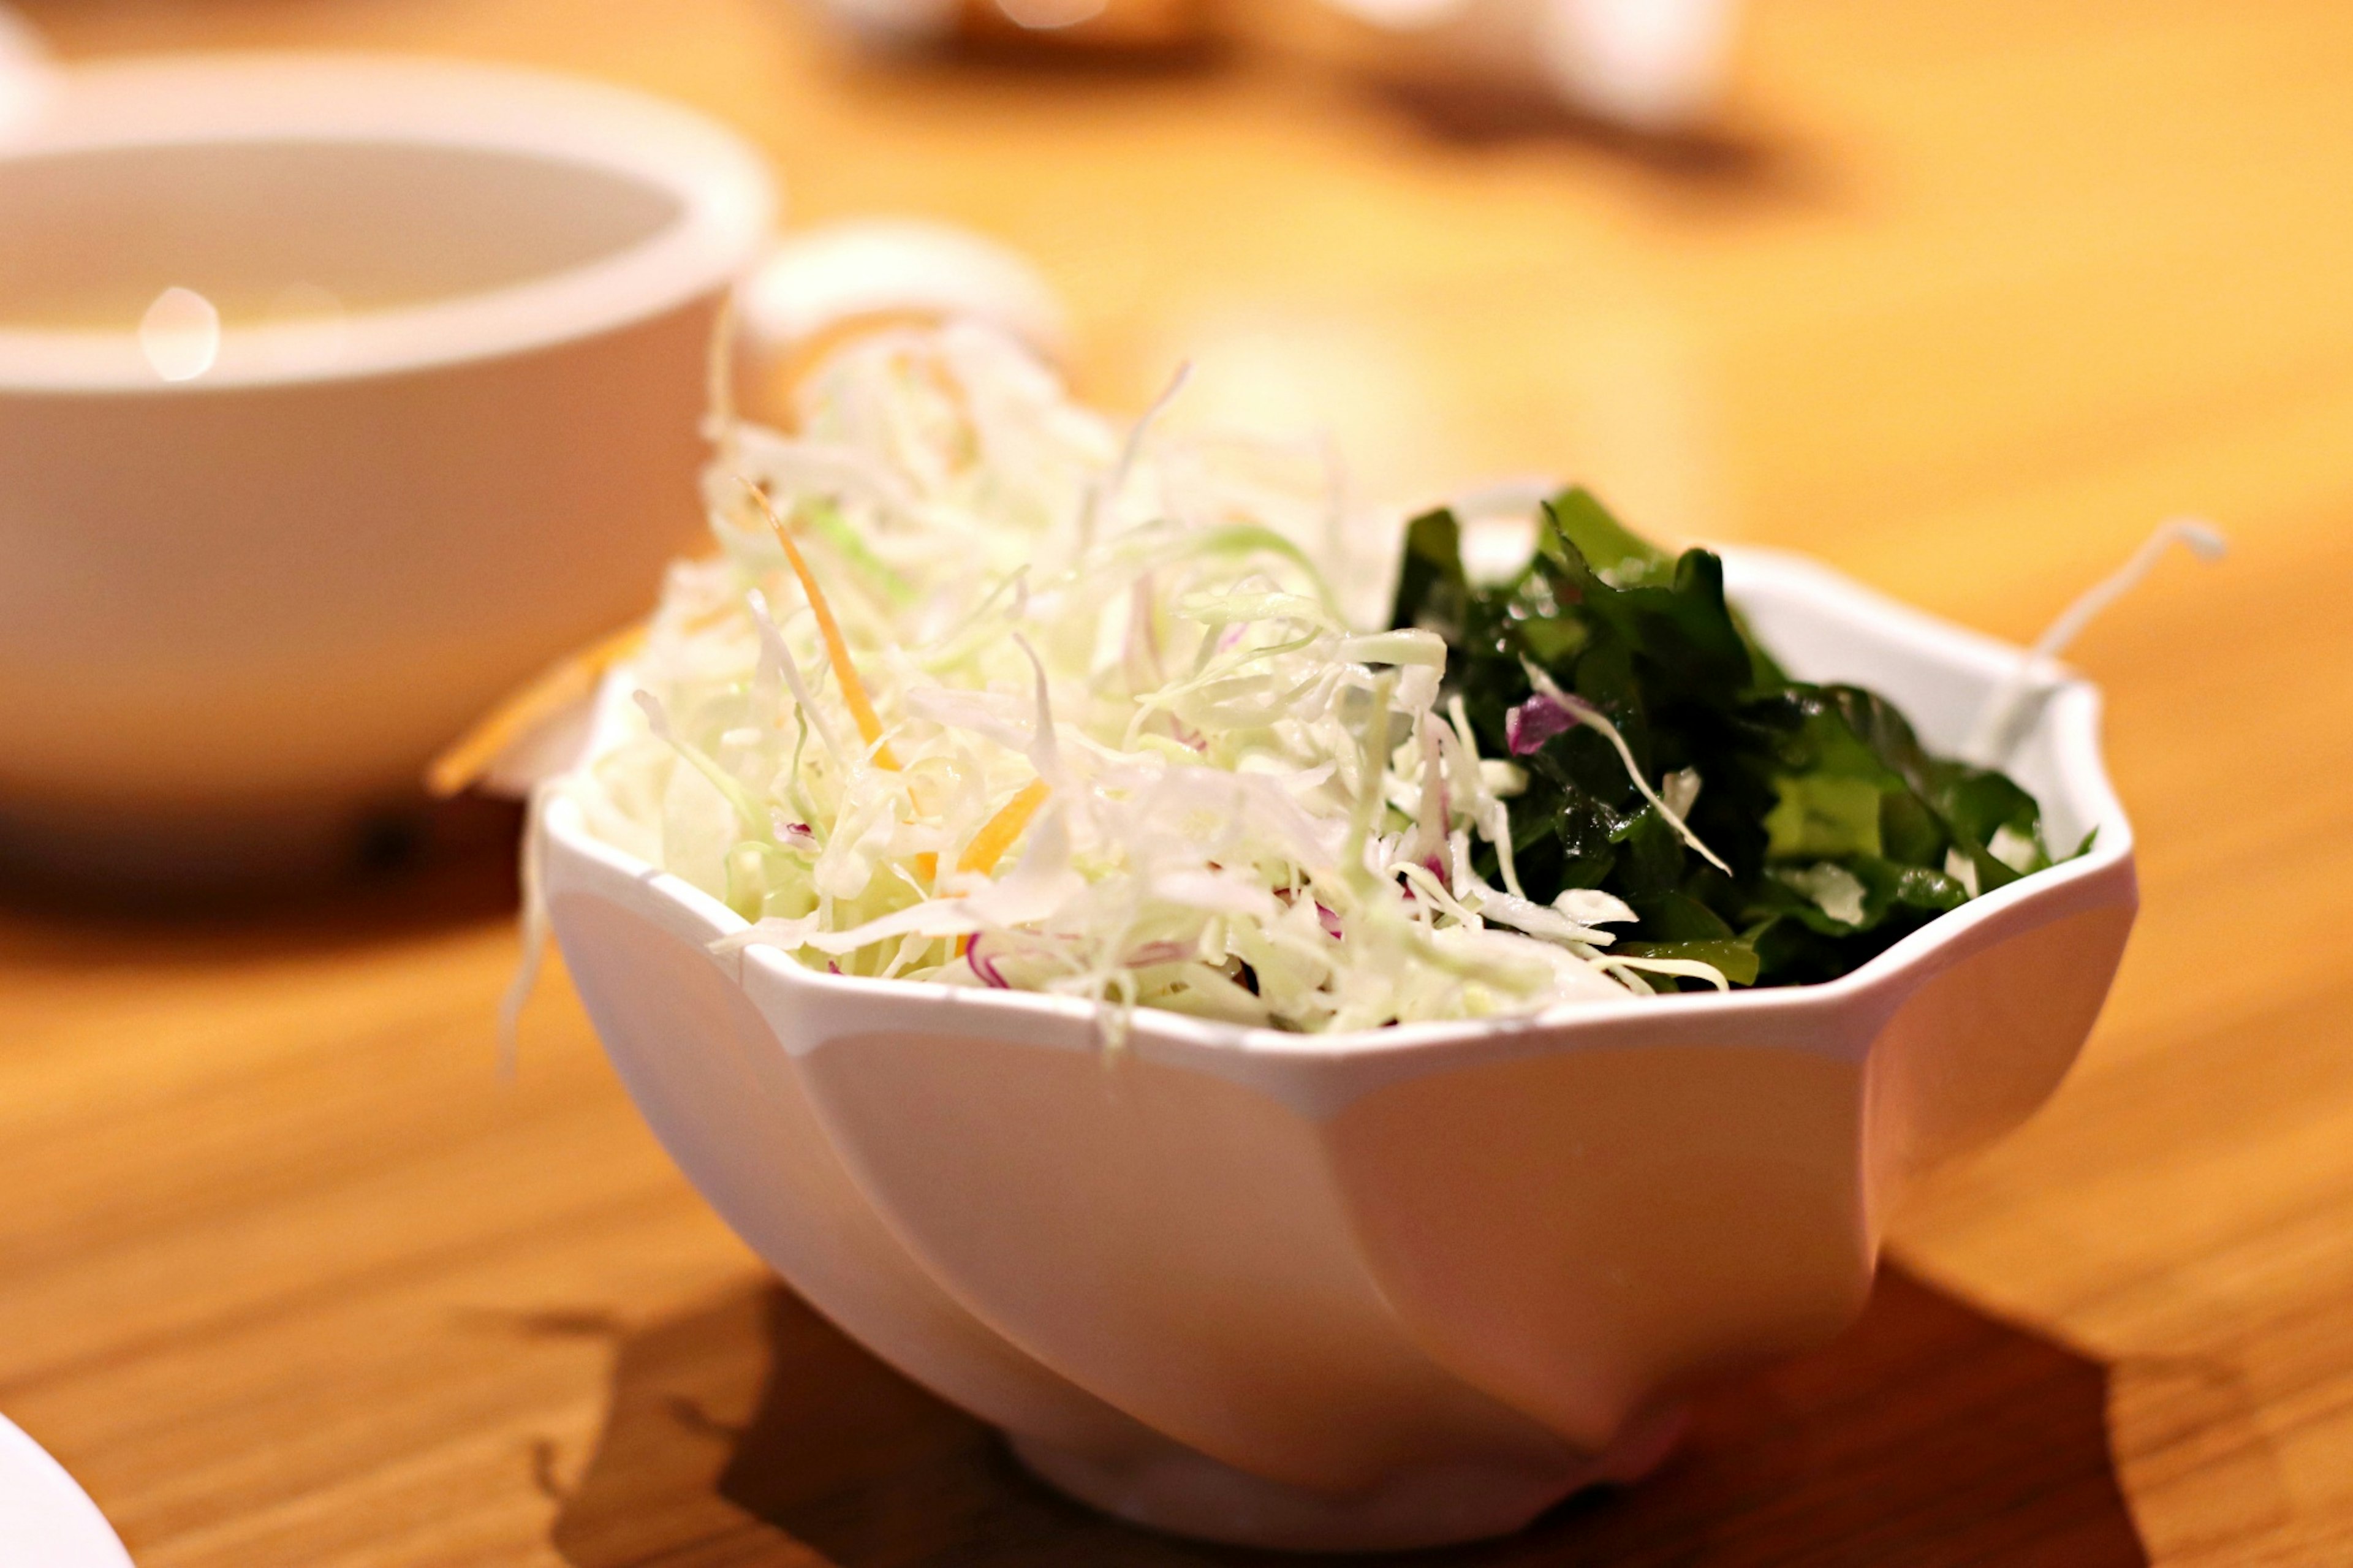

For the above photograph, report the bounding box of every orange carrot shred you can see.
[960,778,1051,876]
[748,484,901,771]
[425,621,649,799]
[950,778,1053,960]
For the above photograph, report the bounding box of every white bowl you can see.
[537,546,2137,1552]
[0,1414,132,1568]
[0,55,773,880]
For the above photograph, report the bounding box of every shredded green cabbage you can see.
[572,323,1684,1030]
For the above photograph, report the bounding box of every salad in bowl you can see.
[456,324,2171,1550]
[526,324,2074,1027]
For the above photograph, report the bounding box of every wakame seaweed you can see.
[1389,488,2063,990]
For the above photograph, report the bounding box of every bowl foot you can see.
[1007,1404,1687,1553]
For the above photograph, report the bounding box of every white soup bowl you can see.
[0,55,772,881]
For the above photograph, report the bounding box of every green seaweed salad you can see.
[1390,489,2077,990]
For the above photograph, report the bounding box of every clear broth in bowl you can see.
[0,139,681,333]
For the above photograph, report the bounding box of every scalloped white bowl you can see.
[537,546,2137,1552]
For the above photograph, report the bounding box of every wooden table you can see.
[7,1,2351,1561]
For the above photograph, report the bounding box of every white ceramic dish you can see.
[0,1414,135,1567]
[738,217,1069,392]
[537,545,2137,1552]
[0,55,772,881]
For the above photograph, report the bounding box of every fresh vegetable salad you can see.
[566,324,2063,1029]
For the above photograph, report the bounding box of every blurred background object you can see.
[806,0,1215,57]
[806,0,958,51]
[1319,0,1739,133]
[737,216,1069,425]
[961,0,1212,53]
[0,1,51,138]
[800,0,1735,131]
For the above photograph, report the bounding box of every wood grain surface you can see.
[5,1,2351,1562]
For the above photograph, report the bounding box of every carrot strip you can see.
[749,485,901,771]
[952,777,1051,960]
[425,621,648,798]
[960,778,1051,876]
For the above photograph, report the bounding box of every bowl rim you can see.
[539,545,2136,1063]
[0,53,775,392]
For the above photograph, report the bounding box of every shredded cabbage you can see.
[570,323,1682,1030]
